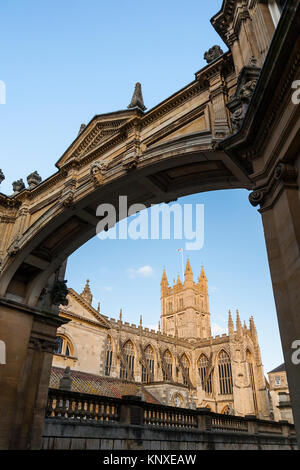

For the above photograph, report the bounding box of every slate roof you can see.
[268,363,286,374]
[50,367,161,405]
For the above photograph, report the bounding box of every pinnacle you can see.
[127,82,147,111]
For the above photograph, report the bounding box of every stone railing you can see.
[46,388,296,438]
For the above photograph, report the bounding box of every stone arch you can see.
[217,349,233,395]
[120,339,135,380]
[142,344,155,383]
[172,392,184,408]
[198,353,213,394]
[54,332,76,358]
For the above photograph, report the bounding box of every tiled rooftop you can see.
[50,367,161,405]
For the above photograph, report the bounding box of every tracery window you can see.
[198,354,213,394]
[120,340,135,379]
[218,350,233,395]
[142,345,155,383]
[105,337,113,376]
[181,354,190,386]
[54,335,73,357]
[162,350,173,381]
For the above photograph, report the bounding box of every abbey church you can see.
[52,261,271,419]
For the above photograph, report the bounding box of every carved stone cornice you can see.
[249,162,298,209]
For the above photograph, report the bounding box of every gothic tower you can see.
[160,261,211,340]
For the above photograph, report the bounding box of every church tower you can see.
[160,261,211,340]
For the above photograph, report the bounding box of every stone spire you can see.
[228,309,234,336]
[236,309,242,336]
[249,316,258,341]
[80,279,93,305]
[161,268,169,296]
[127,82,147,111]
[184,259,193,285]
[199,265,208,293]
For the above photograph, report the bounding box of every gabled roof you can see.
[60,288,111,329]
[50,367,161,404]
[268,363,286,374]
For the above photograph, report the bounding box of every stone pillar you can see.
[0,298,66,449]
[255,178,300,445]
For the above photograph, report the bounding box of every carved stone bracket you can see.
[227,58,261,132]
[122,148,139,171]
[274,163,298,183]
[249,190,265,207]
[90,161,109,186]
[50,280,68,306]
[7,237,21,256]
[29,337,57,353]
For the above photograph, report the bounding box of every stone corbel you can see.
[122,145,140,171]
[90,161,109,186]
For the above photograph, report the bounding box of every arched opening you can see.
[198,354,213,394]
[53,335,73,358]
[218,350,233,395]
[181,354,190,386]
[162,350,173,381]
[172,393,184,408]
[120,340,135,380]
[142,345,155,383]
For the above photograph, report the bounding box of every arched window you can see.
[198,354,213,394]
[218,350,233,395]
[172,393,184,408]
[181,354,190,385]
[54,335,73,357]
[246,350,258,415]
[120,341,135,379]
[142,345,155,383]
[105,337,113,376]
[163,350,173,381]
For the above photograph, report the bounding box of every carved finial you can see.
[236,309,242,335]
[97,302,100,313]
[78,123,86,135]
[27,171,42,189]
[140,315,143,327]
[228,309,234,335]
[80,279,93,305]
[59,366,72,391]
[127,82,146,111]
[0,169,5,185]
[158,321,161,333]
[12,179,25,194]
[204,45,224,64]
[119,308,122,321]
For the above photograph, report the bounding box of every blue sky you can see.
[0,0,283,373]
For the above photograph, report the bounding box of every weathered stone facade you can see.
[53,262,271,419]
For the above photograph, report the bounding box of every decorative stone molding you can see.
[51,280,69,306]
[227,58,261,132]
[29,337,57,353]
[204,45,224,64]
[7,237,20,256]
[27,171,42,189]
[249,190,265,207]
[274,163,298,183]
[12,179,25,194]
[0,169,5,185]
[90,161,109,186]
[122,148,139,171]
[62,191,75,208]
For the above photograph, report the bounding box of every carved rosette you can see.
[90,161,109,186]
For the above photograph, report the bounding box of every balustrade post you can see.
[279,420,290,437]
[120,396,144,426]
[197,408,210,431]
[245,415,258,435]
